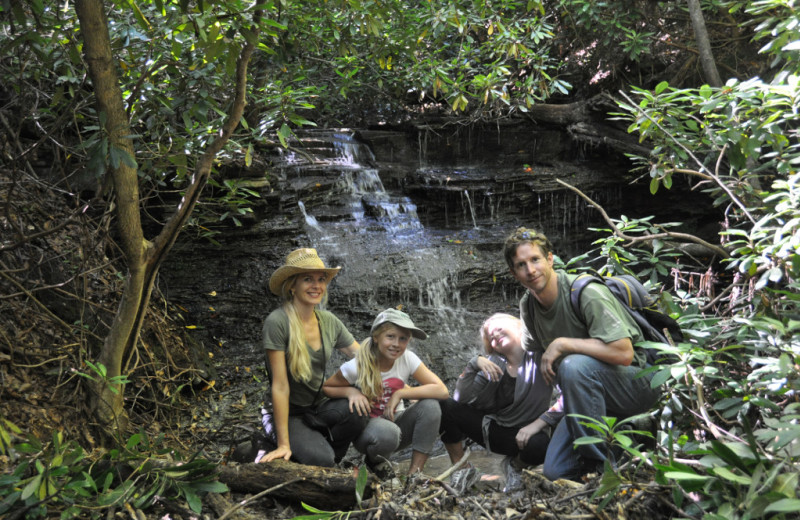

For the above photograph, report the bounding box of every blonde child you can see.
[323,309,449,478]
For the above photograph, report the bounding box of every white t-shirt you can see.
[340,350,422,418]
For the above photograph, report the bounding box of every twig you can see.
[556,178,729,259]
[685,363,723,439]
[468,497,494,519]
[434,447,471,482]
[617,90,756,225]
[656,492,702,519]
[418,488,446,503]
[217,478,304,520]
[0,266,101,341]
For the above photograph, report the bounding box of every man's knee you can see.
[556,354,596,385]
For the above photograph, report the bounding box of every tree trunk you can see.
[74,0,147,434]
[687,0,722,87]
[217,461,374,510]
[74,0,257,441]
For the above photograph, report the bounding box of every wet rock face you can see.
[159,124,713,393]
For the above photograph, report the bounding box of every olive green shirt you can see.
[262,307,355,409]
[520,271,647,367]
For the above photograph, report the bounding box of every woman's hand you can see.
[259,445,291,463]
[348,391,372,417]
[476,356,504,381]
[515,419,547,450]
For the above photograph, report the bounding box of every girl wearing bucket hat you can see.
[258,248,367,467]
[323,308,449,478]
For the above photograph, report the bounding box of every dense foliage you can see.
[1,0,799,518]
[582,2,800,517]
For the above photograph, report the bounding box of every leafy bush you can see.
[568,3,800,515]
[0,419,227,519]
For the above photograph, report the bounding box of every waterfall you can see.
[298,201,321,231]
[264,130,631,381]
[462,190,479,229]
[277,132,477,373]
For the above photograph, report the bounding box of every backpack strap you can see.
[569,273,601,323]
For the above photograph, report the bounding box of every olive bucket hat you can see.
[370,308,428,339]
[268,248,341,295]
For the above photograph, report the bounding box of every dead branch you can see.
[556,178,729,259]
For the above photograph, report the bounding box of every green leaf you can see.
[649,176,659,194]
[765,499,800,513]
[355,465,368,506]
[592,461,622,498]
[277,123,292,148]
[21,473,43,501]
[573,436,604,446]
[663,471,711,482]
[712,466,752,485]
[184,489,202,513]
[774,473,799,499]
[649,368,672,388]
[193,481,229,493]
[126,433,143,451]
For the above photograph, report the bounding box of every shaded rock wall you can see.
[159,123,714,405]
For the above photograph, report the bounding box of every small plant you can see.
[72,361,130,394]
[572,412,658,505]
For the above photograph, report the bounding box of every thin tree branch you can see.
[218,478,304,520]
[556,178,730,259]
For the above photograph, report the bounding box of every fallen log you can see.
[217,460,374,510]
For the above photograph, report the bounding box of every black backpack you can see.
[570,272,683,365]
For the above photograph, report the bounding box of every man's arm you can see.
[540,336,634,385]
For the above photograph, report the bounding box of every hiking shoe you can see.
[450,463,480,495]
[502,456,524,493]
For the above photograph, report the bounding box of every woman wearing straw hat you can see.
[258,248,367,467]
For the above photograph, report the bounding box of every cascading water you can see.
[279,132,474,376]
[462,190,479,229]
[298,200,321,231]
[268,130,631,381]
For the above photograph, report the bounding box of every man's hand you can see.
[541,339,567,385]
[541,337,634,385]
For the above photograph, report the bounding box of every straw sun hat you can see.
[268,248,341,295]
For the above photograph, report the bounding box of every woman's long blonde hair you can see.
[278,274,329,382]
[354,322,397,403]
